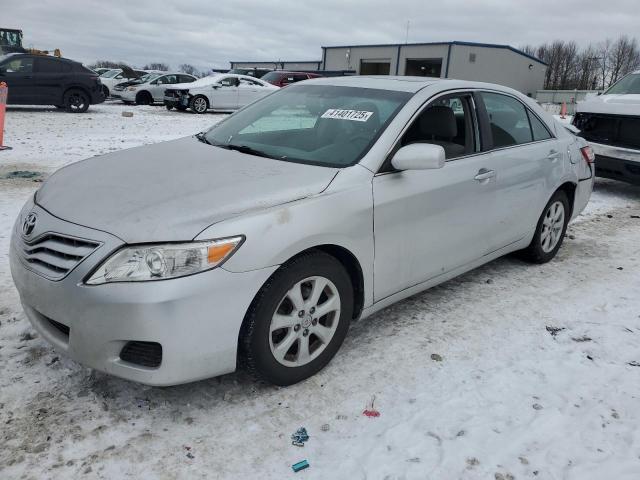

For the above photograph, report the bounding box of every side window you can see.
[527,110,552,141]
[180,75,196,83]
[2,57,34,74]
[220,77,239,87]
[400,94,476,159]
[293,75,308,82]
[480,92,533,148]
[36,58,69,73]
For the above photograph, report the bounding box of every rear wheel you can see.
[521,190,570,263]
[189,95,208,114]
[135,91,153,105]
[63,89,90,113]
[240,251,353,386]
[102,85,109,98]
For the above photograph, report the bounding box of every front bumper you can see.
[10,201,276,386]
[590,141,640,184]
[164,93,190,108]
[113,89,136,102]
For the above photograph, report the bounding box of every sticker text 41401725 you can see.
[321,109,374,122]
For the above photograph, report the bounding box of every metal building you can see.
[320,41,547,96]
[229,60,322,71]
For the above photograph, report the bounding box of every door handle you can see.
[474,169,496,181]
[547,150,561,161]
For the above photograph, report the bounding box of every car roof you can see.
[1,52,76,64]
[304,75,521,94]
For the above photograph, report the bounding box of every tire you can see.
[102,85,109,98]
[520,190,570,263]
[63,89,90,113]
[189,95,208,114]
[240,250,354,386]
[135,91,152,105]
[165,105,173,110]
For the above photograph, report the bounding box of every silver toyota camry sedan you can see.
[10,76,594,386]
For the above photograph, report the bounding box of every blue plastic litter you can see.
[292,460,309,472]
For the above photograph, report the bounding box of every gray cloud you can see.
[6,0,638,71]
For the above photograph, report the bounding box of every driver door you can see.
[150,74,177,102]
[372,92,495,301]
[0,56,36,104]
[212,77,240,109]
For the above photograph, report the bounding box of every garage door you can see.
[360,60,391,75]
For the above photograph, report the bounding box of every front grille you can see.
[120,341,163,368]
[575,113,640,150]
[46,317,70,337]
[20,233,100,280]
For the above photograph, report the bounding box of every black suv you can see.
[0,53,105,112]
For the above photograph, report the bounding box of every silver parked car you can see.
[10,77,594,386]
[112,72,198,105]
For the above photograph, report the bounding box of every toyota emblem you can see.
[22,212,37,237]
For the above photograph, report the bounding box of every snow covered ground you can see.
[1,103,639,480]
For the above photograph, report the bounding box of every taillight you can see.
[580,145,595,164]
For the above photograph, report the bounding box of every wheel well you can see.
[557,182,576,217]
[192,94,209,107]
[63,86,89,101]
[303,245,365,320]
[136,90,152,102]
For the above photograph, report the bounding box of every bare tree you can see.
[179,64,199,76]
[143,63,169,71]
[607,35,640,86]
[90,60,129,70]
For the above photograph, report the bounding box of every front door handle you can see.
[547,150,561,161]
[474,169,496,181]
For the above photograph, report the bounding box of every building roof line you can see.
[320,40,548,66]
[229,60,322,64]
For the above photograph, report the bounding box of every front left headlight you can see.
[127,86,137,91]
[85,236,244,285]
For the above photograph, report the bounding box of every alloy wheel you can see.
[541,200,565,253]
[269,276,341,367]
[193,97,207,113]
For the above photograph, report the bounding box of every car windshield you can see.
[605,73,640,95]
[130,73,161,84]
[261,71,285,82]
[100,69,121,78]
[202,84,411,167]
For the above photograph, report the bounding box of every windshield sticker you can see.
[321,109,374,122]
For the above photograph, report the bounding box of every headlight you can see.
[127,86,137,91]
[85,236,244,285]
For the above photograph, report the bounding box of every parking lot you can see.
[0,103,639,479]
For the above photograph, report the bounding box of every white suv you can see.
[573,71,640,184]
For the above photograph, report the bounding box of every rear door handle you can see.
[474,169,496,181]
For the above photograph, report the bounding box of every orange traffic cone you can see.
[560,101,567,119]
[0,82,11,151]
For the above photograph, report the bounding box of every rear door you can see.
[238,78,269,106]
[150,74,178,102]
[34,57,71,104]
[475,91,560,250]
[0,56,36,104]
[372,91,495,300]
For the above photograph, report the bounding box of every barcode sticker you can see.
[321,109,374,122]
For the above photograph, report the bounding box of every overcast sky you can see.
[5,0,638,71]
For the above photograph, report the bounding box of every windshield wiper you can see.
[217,143,276,159]
[195,132,212,145]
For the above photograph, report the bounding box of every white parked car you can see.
[98,68,147,98]
[573,70,640,184]
[10,76,594,386]
[112,72,197,105]
[164,73,278,113]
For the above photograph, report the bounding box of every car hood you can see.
[36,136,339,243]
[576,94,640,115]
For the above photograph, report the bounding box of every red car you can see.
[261,71,322,87]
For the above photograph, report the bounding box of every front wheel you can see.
[165,104,173,110]
[189,95,208,114]
[520,190,570,263]
[240,251,353,386]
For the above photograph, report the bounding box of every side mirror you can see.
[391,143,446,171]
[212,84,220,89]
